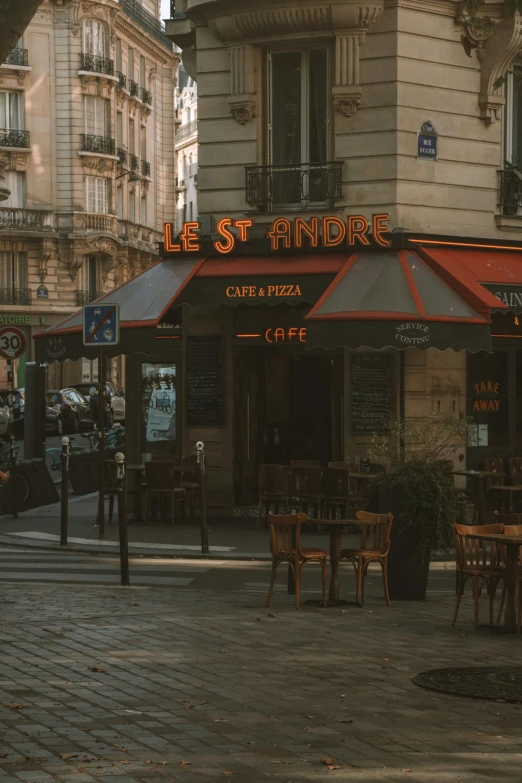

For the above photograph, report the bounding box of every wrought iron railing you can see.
[0,208,53,230]
[141,160,150,177]
[116,71,126,90]
[4,48,28,67]
[81,134,115,155]
[176,119,197,144]
[76,289,105,306]
[0,129,30,148]
[0,288,31,305]
[120,0,173,50]
[499,168,522,217]
[245,161,344,210]
[129,154,139,171]
[141,87,152,105]
[80,53,114,76]
[129,79,139,97]
[117,147,127,166]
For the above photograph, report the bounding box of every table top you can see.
[452,470,504,477]
[467,532,522,545]
[490,485,522,492]
[306,518,384,526]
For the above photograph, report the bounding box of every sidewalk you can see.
[0,493,342,559]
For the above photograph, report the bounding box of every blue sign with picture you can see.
[418,121,438,160]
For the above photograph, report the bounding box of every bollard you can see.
[7,361,17,519]
[196,441,209,554]
[60,436,70,546]
[116,452,129,586]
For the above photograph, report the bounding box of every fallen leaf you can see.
[341,610,348,614]
[219,649,227,653]
[267,613,276,618]
[181,760,191,765]
[8,703,28,709]
[256,618,262,622]
[382,657,389,661]
[338,719,353,724]
[402,770,413,774]
[327,765,341,771]
[89,667,107,673]
[305,715,315,719]
[321,757,335,766]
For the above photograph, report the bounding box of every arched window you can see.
[82,19,107,58]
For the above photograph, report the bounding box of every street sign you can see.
[0,326,26,359]
[83,303,120,346]
[417,120,438,161]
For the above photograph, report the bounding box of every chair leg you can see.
[295,561,301,610]
[382,558,391,606]
[360,559,368,605]
[266,560,278,607]
[257,497,263,530]
[355,558,363,606]
[109,495,114,525]
[322,558,327,608]
[472,575,481,627]
[497,583,507,625]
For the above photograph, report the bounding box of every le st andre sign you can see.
[163,213,391,255]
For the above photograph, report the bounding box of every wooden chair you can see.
[144,461,185,524]
[339,510,393,606]
[179,455,203,522]
[290,460,320,467]
[322,467,350,519]
[494,517,522,625]
[452,523,505,627]
[96,460,123,527]
[509,457,522,486]
[289,466,323,520]
[257,464,289,529]
[266,512,327,609]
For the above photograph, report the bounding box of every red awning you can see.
[193,255,345,278]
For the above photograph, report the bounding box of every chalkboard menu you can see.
[351,353,393,434]
[187,335,224,426]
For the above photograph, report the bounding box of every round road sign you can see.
[0,327,26,360]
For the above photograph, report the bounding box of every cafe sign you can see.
[164,213,391,255]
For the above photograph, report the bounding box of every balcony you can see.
[129,154,139,171]
[116,71,126,90]
[129,79,139,98]
[0,288,31,305]
[141,87,152,106]
[81,134,115,156]
[176,118,197,145]
[76,289,105,306]
[120,0,173,50]
[117,147,127,166]
[141,160,151,177]
[80,53,114,76]
[499,168,522,217]
[245,161,344,211]
[4,48,28,67]
[0,208,53,231]
[0,129,30,148]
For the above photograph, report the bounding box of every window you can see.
[82,19,107,57]
[0,91,23,130]
[129,118,135,154]
[116,112,122,147]
[117,186,123,219]
[268,48,328,166]
[140,55,146,88]
[78,255,99,295]
[140,195,147,225]
[128,47,134,80]
[129,189,135,222]
[84,96,109,137]
[468,351,509,447]
[3,172,25,208]
[0,251,27,290]
[86,176,108,213]
[140,126,146,160]
[141,362,178,450]
[115,37,122,72]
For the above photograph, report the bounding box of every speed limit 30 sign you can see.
[0,326,26,359]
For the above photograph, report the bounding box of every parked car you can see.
[0,389,24,434]
[0,404,8,437]
[71,382,125,423]
[46,388,94,433]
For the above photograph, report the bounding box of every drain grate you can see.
[414,666,522,703]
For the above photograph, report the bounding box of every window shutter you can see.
[15,252,26,289]
[0,252,11,288]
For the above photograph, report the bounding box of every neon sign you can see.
[265,327,307,343]
[472,380,501,412]
[164,214,390,254]
[226,284,302,298]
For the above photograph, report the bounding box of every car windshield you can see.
[47,393,62,406]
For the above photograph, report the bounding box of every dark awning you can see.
[305,250,497,352]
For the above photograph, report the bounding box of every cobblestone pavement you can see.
[1,578,521,783]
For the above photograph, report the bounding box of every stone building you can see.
[175,64,198,230]
[0,0,178,388]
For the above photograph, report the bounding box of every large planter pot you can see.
[378,485,431,600]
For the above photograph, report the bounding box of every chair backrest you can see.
[104,459,121,491]
[493,511,522,526]
[485,458,504,487]
[502,524,522,536]
[509,457,522,486]
[290,460,320,468]
[454,523,504,569]
[289,465,322,496]
[356,510,393,554]
[145,460,176,491]
[268,512,306,559]
[258,464,289,496]
[322,467,349,499]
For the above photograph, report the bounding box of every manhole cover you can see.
[413,666,522,703]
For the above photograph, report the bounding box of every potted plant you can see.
[364,413,469,600]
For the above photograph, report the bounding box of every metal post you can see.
[60,436,69,546]
[98,347,105,539]
[196,441,209,554]
[7,359,17,519]
[116,452,129,586]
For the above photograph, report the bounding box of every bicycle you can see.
[44,426,126,485]
[0,440,30,511]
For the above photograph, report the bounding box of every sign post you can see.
[0,326,26,519]
[83,304,120,539]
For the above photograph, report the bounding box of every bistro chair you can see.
[96,460,123,527]
[179,455,204,522]
[290,460,320,468]
[509,457,522,486]
[493,515,522,625]
[339,510,393,606]
[289,465,323,521]
[484,458,505,512]
[452,523,505,627]
[266,512,327,609]
[322,467,350,519]
[144,461,185,524]
[257,464,289,529]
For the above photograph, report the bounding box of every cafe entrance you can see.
[234,346,344,505]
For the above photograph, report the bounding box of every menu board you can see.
[351,353,393,434]
[187,335,224,426]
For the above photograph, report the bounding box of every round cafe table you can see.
[452,469,504,524]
